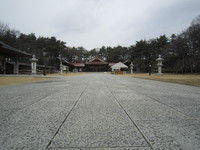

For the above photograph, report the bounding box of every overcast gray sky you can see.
[0,0,200,50]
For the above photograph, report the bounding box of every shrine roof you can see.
[108,63,117,67]
[86,56,108,65]
[0,41,31,57]
[71,63,85,67]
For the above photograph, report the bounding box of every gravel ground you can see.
[0,73,200,150]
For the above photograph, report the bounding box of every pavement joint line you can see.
[119,82,200,121]
[47,145,150,150]
[102,80,155,150]
[132,118,198,121]
[1,82,64,123]
[45,84,89,150]
[144,96,199,120]
[1,80,56,101]
[107,77,200,121]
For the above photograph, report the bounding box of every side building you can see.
[0,41,56,74]
[0,41,32,74]
[63,56,127,72]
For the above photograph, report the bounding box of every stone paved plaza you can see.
[0,73,200,150]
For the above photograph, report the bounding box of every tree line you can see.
[0,15,199,73]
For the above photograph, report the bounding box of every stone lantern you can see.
[59,54,63,75]
[130,62,134,74]
[149,64,152,76]
[30,55,38,74]
[156,54,164,75]
[60,64,63,74]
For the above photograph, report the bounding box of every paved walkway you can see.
[0,73,200,150]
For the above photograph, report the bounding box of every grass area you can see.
[123,73,200,87]
[1,73,199,87]
[0,76,53,87]
[0,72,85,87]
[48,72,86,76]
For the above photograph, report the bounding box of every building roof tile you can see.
[0,41,31,57]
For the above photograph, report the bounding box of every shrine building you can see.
[64,56,117,72]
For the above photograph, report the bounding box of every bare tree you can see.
[0,21,9,37]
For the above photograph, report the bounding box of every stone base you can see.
[157,73,163,76]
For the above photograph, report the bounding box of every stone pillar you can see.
[13,56,19,74]
[0,55,6,74]
[130,62,134,74]
[30,55,38,74]
[156,55,164,75]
